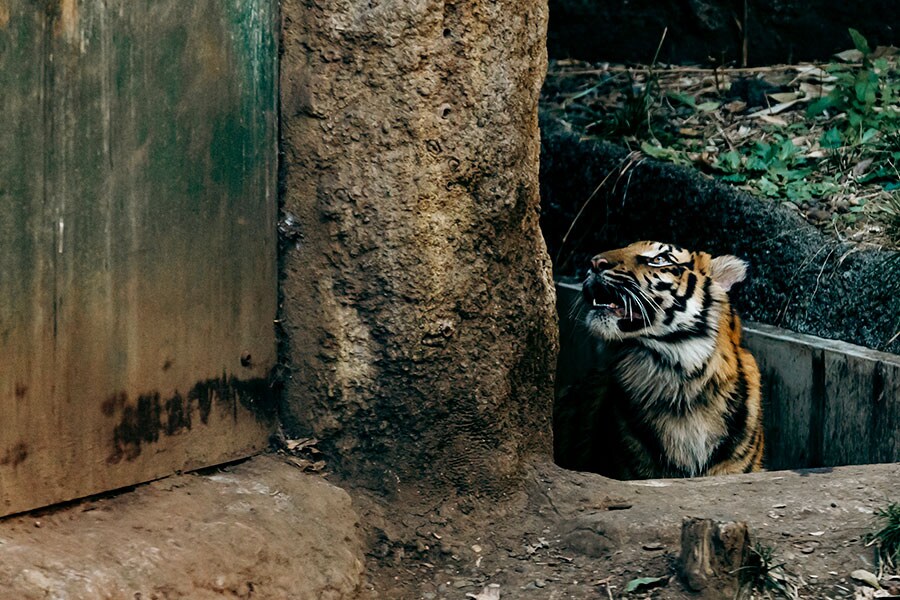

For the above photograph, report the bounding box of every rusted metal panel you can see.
[0,0,278,516]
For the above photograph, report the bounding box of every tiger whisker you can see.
[622,288,650,324]
[630,284,662,314]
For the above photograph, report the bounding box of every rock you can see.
[0,457,364,599]
[560,518,620,558]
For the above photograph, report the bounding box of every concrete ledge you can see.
[0,455,364,600]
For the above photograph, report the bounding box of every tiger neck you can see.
[613,302,737,410]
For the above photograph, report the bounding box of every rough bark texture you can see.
[679,518,750,597]
[548,0,899,66]
[280,0,557,498]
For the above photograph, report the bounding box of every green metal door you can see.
[0,0,278,516]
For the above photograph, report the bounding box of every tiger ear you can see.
[709,255,747,291]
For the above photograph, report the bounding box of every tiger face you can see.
[582,241,748,342]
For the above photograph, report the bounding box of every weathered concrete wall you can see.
[280,0,557,497]
[548,0,899,66]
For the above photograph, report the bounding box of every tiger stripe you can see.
[573,241,764,479]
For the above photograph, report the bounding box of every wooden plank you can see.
[822,349,877,467]
[742,327,819,470]
[872,360,900,464]
[554,288,900,472]
[0,1,278,516]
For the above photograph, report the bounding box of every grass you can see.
[866,502,900,575]
[735,543,800,600]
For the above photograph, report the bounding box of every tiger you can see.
[557,241,764,479]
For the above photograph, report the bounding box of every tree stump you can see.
[679,517,751,597]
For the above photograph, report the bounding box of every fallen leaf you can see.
[768,92,800,103]
[759,114,788,126]
[835,48,864,63]
[851,569,882,589]
[799,81,833,98]
[466,584,501,600]
[624,576,668,593]
[749,99,803,117]
[853,158,874,177]
[792,65,836,83]
[696,101,721,112]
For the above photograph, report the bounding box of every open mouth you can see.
[584,282,645,324]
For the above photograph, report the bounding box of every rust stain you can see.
[51,0,78,42]
[14,383,27,398]
[101,391,127,417]
[0,443,29,467]
[0,3,10,29]
[105,374,277,465]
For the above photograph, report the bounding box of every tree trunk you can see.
[279,0,557,498]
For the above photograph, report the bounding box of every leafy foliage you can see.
[866,502,900,574]
[543,28,900,246]
[736,543,800,600]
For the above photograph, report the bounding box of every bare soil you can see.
[1,452,896,599]
[359,461,899,600]
[0,455,364,599]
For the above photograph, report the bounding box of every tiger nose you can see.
[590,255,611,273]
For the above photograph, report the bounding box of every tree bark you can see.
[279,0,557,498]
[679,517,751,597]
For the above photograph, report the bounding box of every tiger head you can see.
[582,241,748,342]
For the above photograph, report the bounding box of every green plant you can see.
[808,29,900,147]
[735,543,800,600]
[594,74,660,137]
[866,502,900,575]
[591,28,668,139]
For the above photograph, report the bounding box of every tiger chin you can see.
[576,241,764,479]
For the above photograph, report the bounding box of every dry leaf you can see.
[750,99,802,117]
[759,114,789,126]
[767,92,800,103]
[835,48,864,63]
[792,65,836,83]
[851,569,882,589]
[466,584,501,600]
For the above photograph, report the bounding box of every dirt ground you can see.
[359,461,899,600]
[0,452,896,598]
[0,455,363,599]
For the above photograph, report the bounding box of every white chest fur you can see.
[654,412,724,476]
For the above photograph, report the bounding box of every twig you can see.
[555,152,640,265]
[742,0,749,67]
[553,64,832,77]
